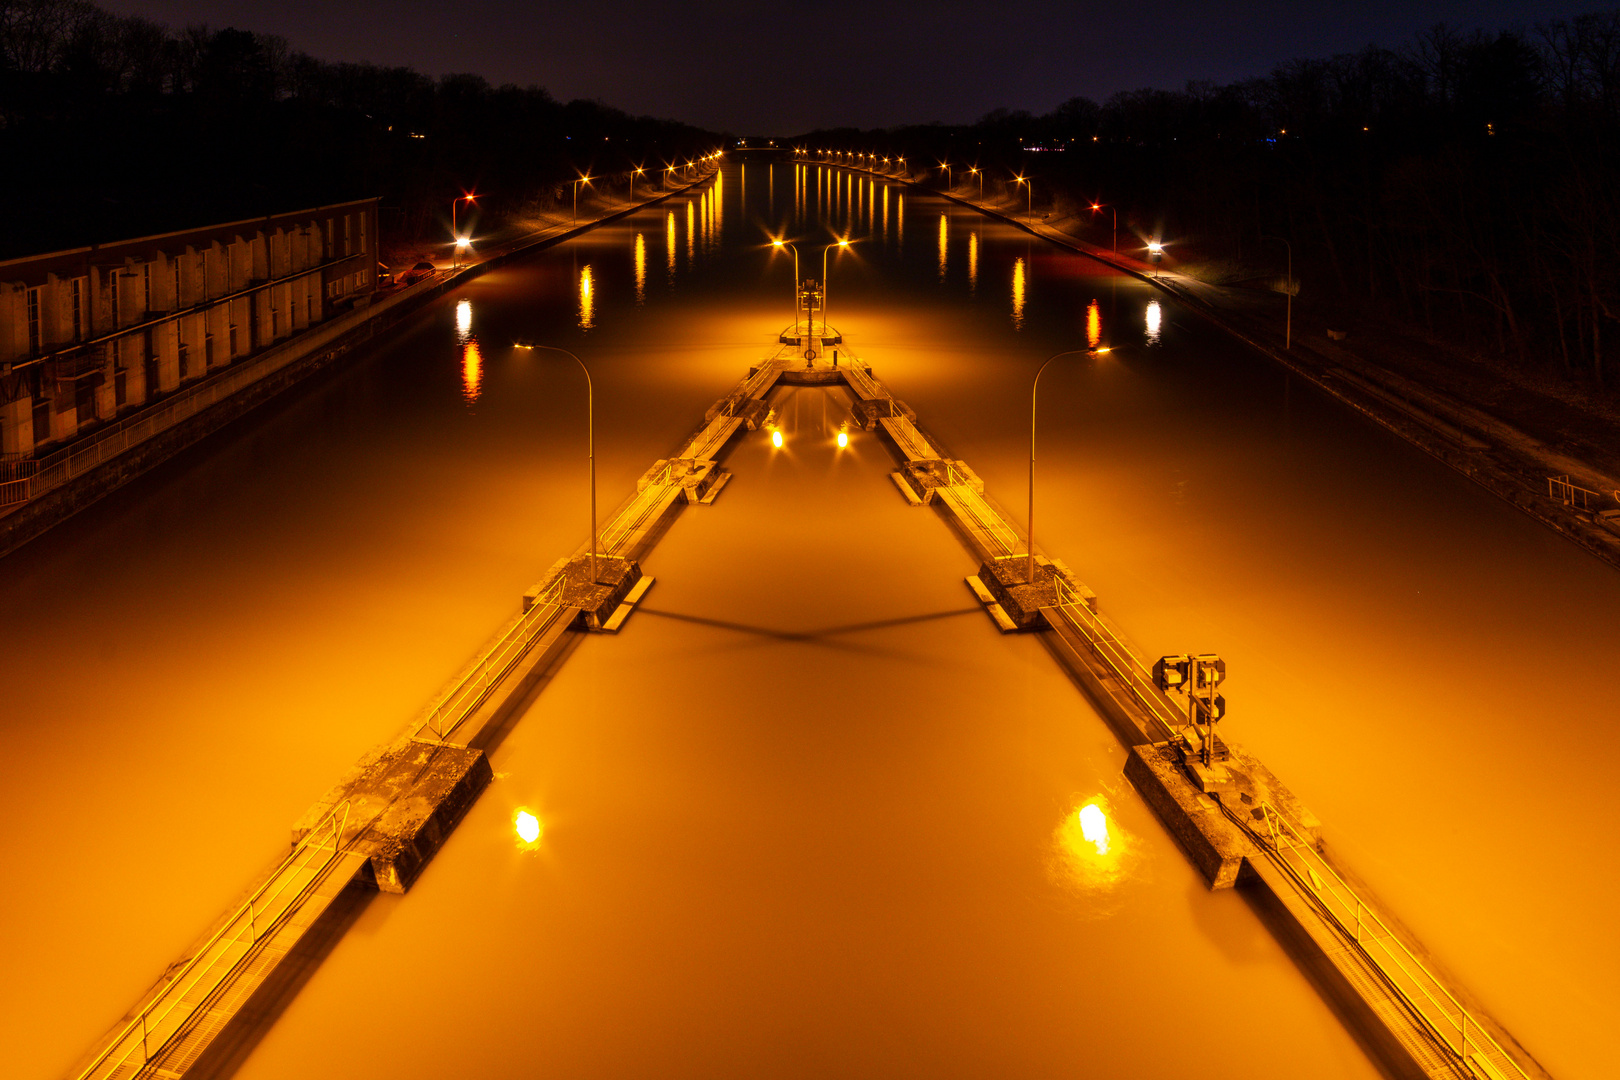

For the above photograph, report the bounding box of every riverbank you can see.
[857,164,1620,573]
[0,168,720,561]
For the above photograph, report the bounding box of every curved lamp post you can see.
[1028,349,1094,583]
[572,175,592,224]
[820,238,850,341]
[1090,201,1117,253]
[772,240,802,334]
[530,346,598,583]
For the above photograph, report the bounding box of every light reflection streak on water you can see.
[897,191,904,248]
[461,337,481,404]
[686,200,694,263]
[455,298,472,341]
[713,170,723,246]
[969,232,978,291]
[1012,257,1026,329]
[1146,299,1162,346]
[634,233,646,304]
[882,185,888,244]
[1051,796,1134,911]
[1087,299,1101,347]
[666,211,676,278]
[578,264,594,329]
[937,213,948,281]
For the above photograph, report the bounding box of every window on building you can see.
[32,398,50,444]
[358,211,367,254]
[109,270,120,325]
[324,220,334,260]
[143,264,151,313]
[75,381,96,427]
[199,251,209,299]
[228,324,238,357]
[343,215,352,257]
[173,259,182,309]
[115,370,127,408]
[178,341,189,380]
[71,278,86,341]
[204,331,214,368]
[26,288,40,353]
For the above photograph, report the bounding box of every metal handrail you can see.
[1547,475,1605,512]
[76,800,351,1080]
[1236,801,1530,1079]
[419,574,570,741]
[942,483,1020,556]
[1049,575,1185,741]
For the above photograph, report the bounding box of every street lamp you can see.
[1147,239,1163,278]
[970,167,983,200]
[1015,174,1031,219]
[771,239,802,334]
[1261,234,1293,349]
[452,193,477,266]
[1027,349,1094,584]
[572,174,592,224]
[939,162,952,189]
[631,166,644,202]
[1090,202,1117,253]
[820,238,850,341]
[529,346,599,584]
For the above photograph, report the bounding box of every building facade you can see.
[0,198,379,457]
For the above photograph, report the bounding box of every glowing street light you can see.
[631,166,645,202]
[1090,201,1118,253]
[771,239,803,334]
[451,193,478,267]
[572,174,593,224]
[528,346,600,583]
[820,238,851,342]
[1027,348,1094,583]
[1015,174,1031,219]
[1147,238,1163,278]
[970,166,983,200]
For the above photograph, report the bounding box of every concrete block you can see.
[1125,744,1249,889]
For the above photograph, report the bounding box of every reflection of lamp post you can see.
[1090,202,1117,253]
[1261,234,1292,349]
[531,346,599,584]
[1027,349,1091,584]
[772,239,802,334]
[572,175,592,224]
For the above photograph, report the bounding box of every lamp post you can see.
[820,238,850,340]
[452,193,477,267]
[1147,239,1163,278]
[970,167,983,200]
[531,346,599,584]
[1262,234,1293,350]
[572,175,592,224]
[1090,202,1117,253]
[1028,349,1092,584]
[1015,174,1031,219]
[631,166,644,202]
[940,162,952,190]
[772,240,802,335]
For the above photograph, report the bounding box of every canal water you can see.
[1,161,1613,1078]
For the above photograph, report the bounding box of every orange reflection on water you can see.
[1146,299,1162,346]
[1087,299,1102,347]
[1050,795,1137,914]
[937,213,948,281]
[666,211,676,276]
[461,337,482,404]
[686,200,695,262]
[1012,257,1026,329]
[578,265,595,329]
[969,231,979,291]
[634,233,646,304]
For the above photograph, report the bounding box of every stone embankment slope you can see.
[867,165,1620,572]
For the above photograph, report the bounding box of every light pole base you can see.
[559,555,643,631]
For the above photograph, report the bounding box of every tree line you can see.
[799,14,1620,387]
[0,0,718,260]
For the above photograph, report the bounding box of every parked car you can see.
[376,261,395,288]
[400,261,436,285]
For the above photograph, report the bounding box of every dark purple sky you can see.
[105,1,1606,133]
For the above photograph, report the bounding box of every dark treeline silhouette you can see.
[0,0,717,260]
[800,14,1620,387]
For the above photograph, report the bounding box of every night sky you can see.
[104,0,1606,133]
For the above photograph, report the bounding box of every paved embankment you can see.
[842,161,1620,574]
[0,171,720,562]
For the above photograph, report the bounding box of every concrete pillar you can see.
[1,395,31,455]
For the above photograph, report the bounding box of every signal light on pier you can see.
[1192,654,1226,689]
[1192,693,1226,724]
[1153,655,1190,693]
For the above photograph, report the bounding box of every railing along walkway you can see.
[75,803,357,1080]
